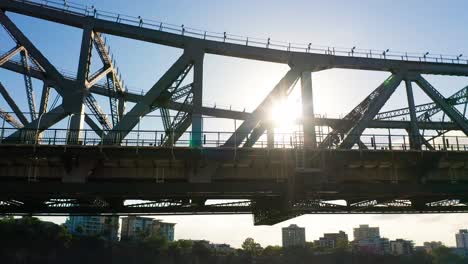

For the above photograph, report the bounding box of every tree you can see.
[432,246,464,264]
[192,240,211,259]
[141,231,168,253]
[241,237,263,256]
[262,245,282,257]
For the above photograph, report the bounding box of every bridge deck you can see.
[0,144,467,224]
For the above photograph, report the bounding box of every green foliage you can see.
[241,237,263,256]
[432,246,464,264]
[262,245,282,257]
[168,239,193,256]
[192,240,211,258]
[141,231,168,253]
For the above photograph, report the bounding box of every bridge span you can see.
[0,0,467,224]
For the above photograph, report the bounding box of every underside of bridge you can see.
[0,0,468,225]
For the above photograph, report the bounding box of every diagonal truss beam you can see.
[319,74,402,148]
[339,74,403,149]
[417,85,468,121]
[0,107,22,128]
[5,105,67,140]
[0,45,23,66]
[375,85,468,120]
[223,67,301,147]
[104,52,192,143]
[3,60,456,131]
[413,74,468,135]
[87,66,112,88]
[0,10,68,93]
[0,82,28,125]
[84,114,104,138]
[0,10,111,138]
[93,32,126,126]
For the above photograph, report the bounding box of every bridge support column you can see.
[191,51,205,148]
[405,79,421,150]
[301,71,316,149]
[267,125,274,148]
[66,26,94,144]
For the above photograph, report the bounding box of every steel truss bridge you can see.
[0,0,468,225]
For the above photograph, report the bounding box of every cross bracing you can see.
[0,0,468,224]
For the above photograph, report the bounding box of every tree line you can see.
[0,216,465,264]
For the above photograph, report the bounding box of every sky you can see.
[2,0,468,247]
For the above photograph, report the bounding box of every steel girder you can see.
[339,74,403,149]
[374,85,468,120]
[0,107,22,128]
[4,0,468,75]
[223,67,301,147]
[412,75,468,135]
[0,57,463,132]
[0,2,466,152]
[319,74,403,149]
[1,196,468,226]
[103,53,193,143]
[92,32,125,126]
[0,45,22,66]
[0,82,28,125]
[19,49,37,120]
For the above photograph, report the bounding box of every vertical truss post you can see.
[19,49,37,120]
[39,82,50,115]
[404,79,421,150]
[267,125,274,148]
[190,50,204,148]
[67,26,94,144]
[301,71,316,149]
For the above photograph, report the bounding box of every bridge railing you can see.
[0,126,467,151]
[11,0,468,65]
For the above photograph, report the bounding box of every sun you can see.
[270,98,302,131]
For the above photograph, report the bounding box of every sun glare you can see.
[270,98,302,130]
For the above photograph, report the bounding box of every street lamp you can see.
[382,49,389,58]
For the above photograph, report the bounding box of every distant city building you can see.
[210,243,236,255]
[353,237,390,255]
[121,216,175,241]
[422,241,443,253]
[65,215,119,241]
[316,231,348,249]
[282,224,306,247]
[352,224,389,254]
[353,225,380,241]
[456,229,468,249]
[390,239,414,255]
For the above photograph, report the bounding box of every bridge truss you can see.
[0,0,468,224]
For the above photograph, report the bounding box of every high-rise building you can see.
[390,239,414,255]
[456,229,468,249]
[317,231,348,248]
[282,224,306,247]
[353,225,380,241]
[65,215,119,241]
[121,216,175,241]
[352,224,389,255]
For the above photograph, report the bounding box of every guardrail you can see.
[11,0,468,65]
[1,126,467,151]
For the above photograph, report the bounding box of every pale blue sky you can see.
[2,0,468,247]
